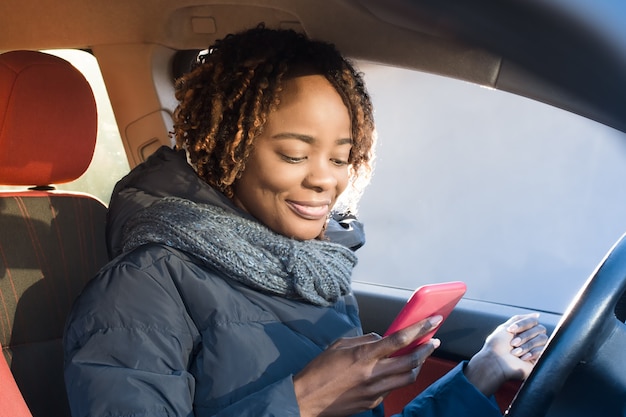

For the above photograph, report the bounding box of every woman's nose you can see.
[303,160,337,191]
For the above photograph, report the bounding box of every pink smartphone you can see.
[384,281,467,357]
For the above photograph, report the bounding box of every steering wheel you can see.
[505,232,626,417]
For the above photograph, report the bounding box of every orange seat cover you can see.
[0,347,32,417]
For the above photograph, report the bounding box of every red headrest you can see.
[0,50,97,186]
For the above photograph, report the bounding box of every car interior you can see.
[0,50,109,417]
[1,1,625,416]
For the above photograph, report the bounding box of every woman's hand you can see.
[465,313,548,397]
[294,316,442,417]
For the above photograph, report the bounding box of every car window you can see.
[0,49,129,204]
[353,62,626,314]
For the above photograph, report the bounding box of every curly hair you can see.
[172,24,376,211]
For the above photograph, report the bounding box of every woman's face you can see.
[231,74,352,240]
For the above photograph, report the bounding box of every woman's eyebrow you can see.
[272,132,352,145]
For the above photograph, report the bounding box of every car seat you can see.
[0,341,31,417]
[0,50,109,417]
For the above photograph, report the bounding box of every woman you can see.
[64,25,547,417]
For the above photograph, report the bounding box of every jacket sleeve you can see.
[64,258,201,417]
[203,377,300,417]
[392,362,502,417]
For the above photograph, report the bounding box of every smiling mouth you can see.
[287,201,330,220]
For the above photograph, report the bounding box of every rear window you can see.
[353,62,626,314]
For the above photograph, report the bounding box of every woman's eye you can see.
[280,154,306,163]
[331,158,349,166]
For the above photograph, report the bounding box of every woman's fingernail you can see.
[511,347,523,356]
[431,338,441,348]
[507,324,518,332]
[429,315,443,327]
[511,337,521,346]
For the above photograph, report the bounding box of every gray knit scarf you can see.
[122,197,357,306]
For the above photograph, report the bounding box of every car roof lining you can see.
[354,0,626,132]
[2,0,624,132]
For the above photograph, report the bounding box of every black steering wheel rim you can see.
[505,232,626,417]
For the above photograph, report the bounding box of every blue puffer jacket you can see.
[63,147,501,417]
